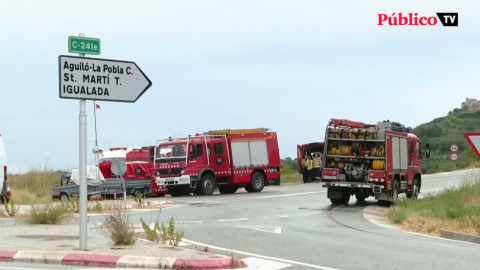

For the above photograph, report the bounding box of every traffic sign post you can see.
[449,143,459,170]
[75,33,88,252]
[60,34,152,251]
[58,55,152,102]
[68,36,101,55]
[450,153,458,170]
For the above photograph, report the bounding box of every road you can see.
[8,169,480,270]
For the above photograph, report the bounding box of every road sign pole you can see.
[78,33,88,251]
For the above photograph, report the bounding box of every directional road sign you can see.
[450,153,458,161]
[68,36,101,55]
[450,144,458,152]
[464,133,480,160]
[58,55,152,102]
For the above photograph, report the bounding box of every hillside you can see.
[280,99,480,175]
[412,107,480,174]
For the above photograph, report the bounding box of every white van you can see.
[0,132,10,204]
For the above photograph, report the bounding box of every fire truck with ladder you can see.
[321,119,430,206]
[153,128,282,197]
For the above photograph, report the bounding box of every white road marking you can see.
[279,215,289,218]
[179,220,203,223]
[181,238,343,270]
[236,225,282,234]
[241,257,291,269]
[186,191,326,205]
[219,218,248,222]
[419,240,461,249]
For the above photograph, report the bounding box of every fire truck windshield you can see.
[156,143,187,161]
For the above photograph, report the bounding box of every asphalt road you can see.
[81,169,480,269]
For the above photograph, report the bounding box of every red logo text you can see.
[377,13,438,26]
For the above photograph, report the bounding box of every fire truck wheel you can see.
[340,188,350,205]
[246,172,265,192]
[218,185,238,194]
[406,178,420,199]
[355,193,366,202]
[330,198,341,205]
[199,174,216,195]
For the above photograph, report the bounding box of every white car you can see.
[0,132,10,204]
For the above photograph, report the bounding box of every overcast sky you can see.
[1,0,479,173]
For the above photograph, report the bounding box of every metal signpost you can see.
[59,34,152,251]
[450,143,458,170]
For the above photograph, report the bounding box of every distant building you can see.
[461,98,480,113]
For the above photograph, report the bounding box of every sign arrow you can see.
[235,225,282,234]
[58,55,152,103]
[464,133,480,160]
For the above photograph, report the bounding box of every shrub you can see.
[4,198,19,217]
[104,210,137,246]
[25,203,70,224]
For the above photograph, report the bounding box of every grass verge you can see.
[281,173,302,184]
[387,170,480,236]
[24,203,71,224]
[8,164,60,205]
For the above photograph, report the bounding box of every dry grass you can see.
[24,203,71,224]
[281,173,302,184]
[387,169,480,236]
[231,253,248,268]
[104,209,137,246]
[8,164,60,205]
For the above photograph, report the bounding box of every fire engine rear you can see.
[321,119,430,205]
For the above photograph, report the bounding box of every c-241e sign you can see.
[58,55,152,103]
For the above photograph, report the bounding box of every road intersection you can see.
[76,169,480,270]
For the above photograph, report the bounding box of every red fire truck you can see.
[98,146,168,198]
[125,147,168,197]
[321,119,430,206]
[154,128,282,197]
[296,142,324,173]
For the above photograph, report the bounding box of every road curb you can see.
[0,249,233,269]
[440,230,480,245]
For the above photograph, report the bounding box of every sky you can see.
[1,0,479,173]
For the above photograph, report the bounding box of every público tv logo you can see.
[377,13,458,26]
